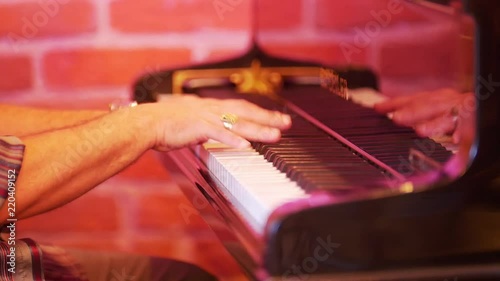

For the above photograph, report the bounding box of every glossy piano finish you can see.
[157,138,500,281]
[133,1,500,280]
[465,0,500,201]
[155,146,265,278]
[153,85,500,280]
[266,263,500,281]
[261,1,500,278]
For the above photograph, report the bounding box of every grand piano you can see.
[133,0,500,280]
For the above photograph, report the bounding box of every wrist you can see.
[125,103,160,150]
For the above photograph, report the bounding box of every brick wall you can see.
[0,0,474,280]
[0,0,473,103]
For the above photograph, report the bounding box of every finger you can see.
[374,98,409,113]
[208,111,282,143]
[391,98,458,127]
[414,115,456,138]
[373,95,417,113]
[374,89,453,114]
[230,118,282,143]
[375,88,465,114]
[203,122,251,148]
[221,99,292,129]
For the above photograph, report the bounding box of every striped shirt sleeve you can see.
[0,136,87,280]
[0,136,25,207]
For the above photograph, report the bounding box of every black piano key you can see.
[200,88,452,194]
[281,87,453,167]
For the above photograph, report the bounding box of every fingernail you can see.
[262,128,279,139]
[282,114,291,125]
[238,139,251,148]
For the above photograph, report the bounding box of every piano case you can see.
[132,0,500,280]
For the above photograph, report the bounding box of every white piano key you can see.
[199,143,309,234]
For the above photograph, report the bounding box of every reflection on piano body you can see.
[133,1,500,280]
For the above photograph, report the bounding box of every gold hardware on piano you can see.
[172,59,347,97]
[320,67,349,100]
[229,59,282,95]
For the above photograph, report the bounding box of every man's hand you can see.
[374,89,475,144]
[1,95,291,222]
[138,95,292,151]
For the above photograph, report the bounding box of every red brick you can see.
[18,193,120,234]
[315,0,425,31]
[256,0,302,30]
[0,55,32,92]
[206,49,249,62]
[260,41,368,66]
[43,48,192,89]
[110,0,251,33]
[378,25,460,80]
[0,0,95,41]
[134,193,209,231]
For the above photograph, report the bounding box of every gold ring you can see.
[220,113,238,130]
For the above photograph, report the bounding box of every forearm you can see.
[0,104,107,136]
[0,106,154,221]
[0,96,293,222]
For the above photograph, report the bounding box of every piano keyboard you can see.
[282,88,453,167]
[196,144,308,233]
[194,87,453,234]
